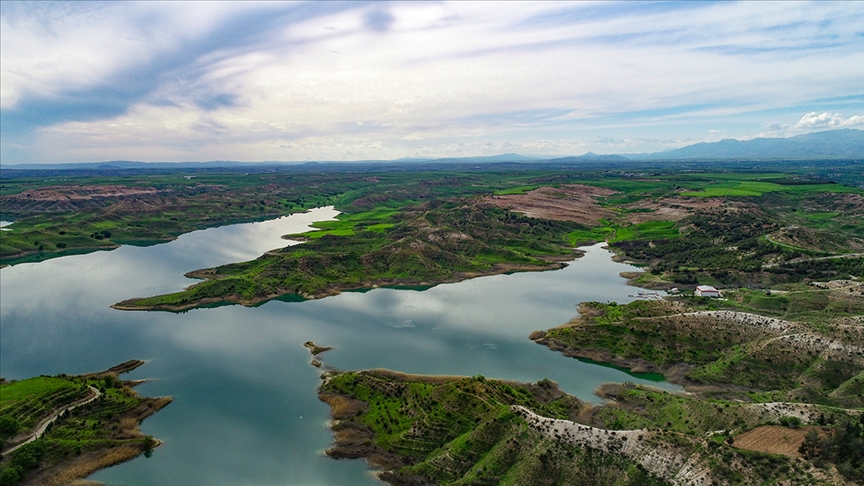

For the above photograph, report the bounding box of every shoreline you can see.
[0,208,321,270]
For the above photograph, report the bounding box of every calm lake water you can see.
[0,208,678,485]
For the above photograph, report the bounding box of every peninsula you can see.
[0,361,171,486]
[317,284,863,484]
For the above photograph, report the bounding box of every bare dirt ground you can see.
[6,185,159,202]
[484,185,616,225]
[732,425,823,458]
[485,188,739,227]
[622,196,728,224]
[804,193,864,214]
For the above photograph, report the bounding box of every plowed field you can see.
[733,425,824,458]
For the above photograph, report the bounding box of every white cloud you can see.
[795,112,864,129]
[0,2,259,109]
[2,2,863,162]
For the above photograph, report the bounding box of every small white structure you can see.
[695,285,720,298]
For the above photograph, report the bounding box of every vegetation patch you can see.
[319,370,667,485]
[680,181,860,198]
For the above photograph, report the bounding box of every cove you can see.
[0,208,680,485]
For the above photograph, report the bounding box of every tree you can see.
[0,416,19,435]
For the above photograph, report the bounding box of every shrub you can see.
[0,416,19,435]
[779,416,802,428]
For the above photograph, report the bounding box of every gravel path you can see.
[2,386,101,455]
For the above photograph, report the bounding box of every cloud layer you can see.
[1,1,862,163]
[795,112,864,129]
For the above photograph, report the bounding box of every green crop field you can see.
[682,180,861,198]
[0,377,79,408]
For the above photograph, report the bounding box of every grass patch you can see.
[493,185,540,196]
[682,181,861,198]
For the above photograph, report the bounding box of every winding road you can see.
[2,385,101,455]
[763,234,864,268]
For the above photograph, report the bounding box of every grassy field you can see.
[0,378,89,442]
[295,207,400,239]
[681,181,861,197]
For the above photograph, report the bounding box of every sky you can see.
[1,1,862,164]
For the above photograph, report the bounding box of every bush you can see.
[0,466,23,486]
[0,416,19,435]
[10,440,46,471]
[779,416,802,428]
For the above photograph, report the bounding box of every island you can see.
[0,361,171,486]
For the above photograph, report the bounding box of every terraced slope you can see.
[535,299,864,407]
[318,370,855,485]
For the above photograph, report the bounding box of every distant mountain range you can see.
[1,129,860,170]
[549,152,630,163]
[627,128,863,160]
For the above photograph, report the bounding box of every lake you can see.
[0,207,678,485]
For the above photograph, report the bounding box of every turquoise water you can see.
[0,208,678,485]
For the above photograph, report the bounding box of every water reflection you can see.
[0,209,678,486]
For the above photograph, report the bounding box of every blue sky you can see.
[1,1,862,164]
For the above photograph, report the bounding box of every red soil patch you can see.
[485,185,616,225]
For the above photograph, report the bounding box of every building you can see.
[695,285,720,298]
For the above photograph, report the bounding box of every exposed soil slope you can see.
[485,184,616,225]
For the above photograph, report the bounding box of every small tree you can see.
[779,416,802,428]
[0,416,19,435]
